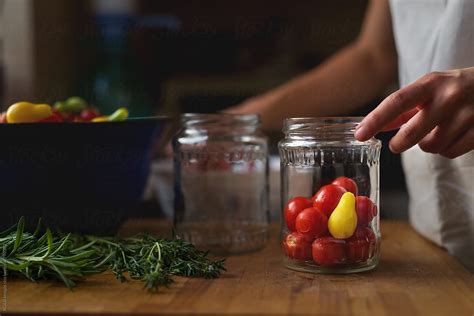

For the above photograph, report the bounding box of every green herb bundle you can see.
[0,217,225,291]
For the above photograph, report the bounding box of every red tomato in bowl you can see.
[346,227,376,263]
[284,197,313,231]
[312,184,347,217]
[80,108,100,121]
[295,207,328,242]
[40,112,63,122]
[332,176,358,195]
[283,232,312,260]
[355,196,377,227]
[312,237,346,267]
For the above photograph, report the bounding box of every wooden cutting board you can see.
[5,220,474,315]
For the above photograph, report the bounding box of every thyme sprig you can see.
[0,217,225,291]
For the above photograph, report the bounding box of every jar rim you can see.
[283,117,363,132]
[182,113,260,127]
[280,117,381,144]
[284,116,362,127]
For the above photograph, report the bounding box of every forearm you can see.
[245,42,397,130]
[228,0,397,130]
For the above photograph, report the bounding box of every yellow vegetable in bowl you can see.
[92,107,129,123]
[6,102,52,123]
[91,116,109,122]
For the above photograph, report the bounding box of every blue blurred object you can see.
[0,117,171,234]
[81,12,182,117]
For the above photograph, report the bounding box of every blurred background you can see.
[0,0,407,220]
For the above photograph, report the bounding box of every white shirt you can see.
[390,0,474,271]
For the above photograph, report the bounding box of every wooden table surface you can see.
[5,220,474,315]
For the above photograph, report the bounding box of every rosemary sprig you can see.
[0,217,225,291]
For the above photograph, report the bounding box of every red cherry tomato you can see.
[80,108,100,121]
[284,197,312,231]
[0,112,7,123]
[40,112,63,123]
[55,109,74,122]
[346,227,376,263]
[351,227,376,241]
[312,237,346,266]
[332,176,358,195]
[346,239,370,263]
[355,196,377,227]
[295,207,328,242]
[283,232,312,260]
[311,184,347,217]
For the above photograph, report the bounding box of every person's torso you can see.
[389,0,474,272]
[389,0,474,86]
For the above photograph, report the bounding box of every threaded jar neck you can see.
[283,117,363,141]
[182,113,260,134]
[279,117,381,166]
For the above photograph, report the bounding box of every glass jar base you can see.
[176,220,268,255]
[283,256,379,274]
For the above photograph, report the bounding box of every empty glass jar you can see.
[279,117,381,273]
[173,113,269,254]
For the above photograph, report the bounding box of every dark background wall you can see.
[0,0,407,218]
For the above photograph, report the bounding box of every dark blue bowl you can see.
[0,117,171,234]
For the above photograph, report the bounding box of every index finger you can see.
[355,81,431,141]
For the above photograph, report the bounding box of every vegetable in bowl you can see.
[0,99,172,234]
[2,96,129,123]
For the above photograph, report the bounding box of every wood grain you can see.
[5,220,474,315]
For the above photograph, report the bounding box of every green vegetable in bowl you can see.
[108,107,129,122]
[65,96,88,113]
[53,101,67,113]
[54,96,87,114]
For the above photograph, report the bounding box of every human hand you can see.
[355,68,474,158]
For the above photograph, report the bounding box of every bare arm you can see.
[227,0,398,130]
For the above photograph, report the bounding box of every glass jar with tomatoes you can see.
[279,117,381,273]
[173,113,269,254]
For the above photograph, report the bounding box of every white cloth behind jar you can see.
[403,149,474,271]
[148,157,282,220]
[180,170,267,223]
[390,0,474,271]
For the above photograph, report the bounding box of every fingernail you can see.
[354,127,367,141]
[355,123,363,130]
[389,142,399,154]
